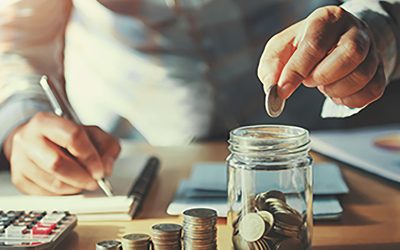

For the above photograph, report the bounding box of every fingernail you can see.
[278,83,293,99]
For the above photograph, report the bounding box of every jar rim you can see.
[228,125,310,159]
[230,125,309,142]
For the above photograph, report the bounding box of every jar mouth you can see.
[229,125,310,159]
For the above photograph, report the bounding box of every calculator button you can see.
[32,226,52,235]
[37,222,57,230]
[5,225,26,236]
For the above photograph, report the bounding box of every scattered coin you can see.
[96,240,122,250]
[265,84,285,118]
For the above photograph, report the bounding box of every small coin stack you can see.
[233,190,306,250]
[182,208,218,250]
[151,223,182,250]
[96,240,122,250]
[121,233,151,250]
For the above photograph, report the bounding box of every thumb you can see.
[257,21,302,98]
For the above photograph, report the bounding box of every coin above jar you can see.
[265,84,285,118]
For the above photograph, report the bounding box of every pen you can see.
[39,75,114,197]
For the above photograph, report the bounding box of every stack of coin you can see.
[232,190,307,250]
[182,208,218,250]
[121,233,151,250]
[151,223,182,250]
[96,240,122,250]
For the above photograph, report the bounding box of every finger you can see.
[22,158,82,195]
[12,172,56,196]
[340,64,386,108]
[278,7,349,99]
[304,25,371,87]
[257,21,302,90]
[323,45,379,98]
[24,136,98,190]
[85,126,121,176]
[29,113,105,179]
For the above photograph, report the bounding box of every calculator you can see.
[0,211,77,249]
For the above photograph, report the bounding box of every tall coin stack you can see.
[233,190,307,250]
[152,223,183,250]
[121,233,151,250]
[182,208,218,250]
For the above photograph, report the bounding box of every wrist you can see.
[3,123,25,161]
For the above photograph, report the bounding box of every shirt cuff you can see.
[341,0,398,82]
[0,96,52,167]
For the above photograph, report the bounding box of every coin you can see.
[239,213,266,242]
[265,84,285,117]
[275,238,303,250]
[96,240,121,250]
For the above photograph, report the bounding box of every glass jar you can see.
[227,125,313,250]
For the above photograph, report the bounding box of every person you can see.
[0,0,399,196]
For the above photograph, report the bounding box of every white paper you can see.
[0,153,149,220]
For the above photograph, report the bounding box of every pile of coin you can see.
[182,208,218,250]
[121,233,151,250]
[151,223,182,250]
[96,240,122,250]
[233,190,307,250]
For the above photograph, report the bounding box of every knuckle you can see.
[344,38,369,63]
[11,173,22,186]
[49,155,64,172]
[50,179,64,190]
[342,97,365,109]
[32,112,48,125]
[68,126,84,144]
[312,70,331,85]
[303,37,325,56]
[369,78,385,99]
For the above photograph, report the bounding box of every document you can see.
[0,153,153,221]
[167,162,347,220]
[311,125,400,183]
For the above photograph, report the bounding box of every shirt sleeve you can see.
[341,0,400,81]
[0,0,70,156]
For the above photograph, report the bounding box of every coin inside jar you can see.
[239,213,267,242]
[265,84,285,117]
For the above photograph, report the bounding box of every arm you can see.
[0,1,121,195]
[0,0,71,161]
[341,0,400,81]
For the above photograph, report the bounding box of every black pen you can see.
[39,75,114,197]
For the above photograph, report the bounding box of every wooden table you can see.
[61,142,400,250]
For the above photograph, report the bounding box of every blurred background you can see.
[1,0,399,146]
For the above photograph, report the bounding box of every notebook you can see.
[0,153,159,221]
[311,126,400,183]
[167,162,347,220]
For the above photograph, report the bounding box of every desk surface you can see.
[61,142,400,250]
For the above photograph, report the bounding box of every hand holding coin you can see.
[258,5,386,116]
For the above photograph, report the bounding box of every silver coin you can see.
[265,84,285,118]
[183,208,217,219]
[152,223,182,233]
[239,213,266,242]
[96,240,121,250]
